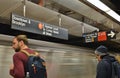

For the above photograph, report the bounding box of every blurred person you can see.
[9,35,36,78]
[112,54,120,78]
[95,45,115,78]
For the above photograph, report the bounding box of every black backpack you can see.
[21,50,47,78]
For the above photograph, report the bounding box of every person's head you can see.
[12,35,28,52]
[95,45,108,61]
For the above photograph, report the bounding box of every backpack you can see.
[112,61,120,78]
[21,50,47,78]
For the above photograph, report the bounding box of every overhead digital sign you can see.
[82,30,116,43]
[11,13,68,40]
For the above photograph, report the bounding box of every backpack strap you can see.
[21,50,39,56]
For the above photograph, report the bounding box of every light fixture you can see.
[86,0,120,22]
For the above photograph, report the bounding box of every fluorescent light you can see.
[87,0,120,22]
[87,0,110,12]
[106,10,120,22]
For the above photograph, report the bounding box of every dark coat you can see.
[112,61,120,78]
[96,55,115,78]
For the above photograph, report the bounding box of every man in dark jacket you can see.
[95,45,115,78]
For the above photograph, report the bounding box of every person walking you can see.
[9,35,36,78]
[95,45,115,78]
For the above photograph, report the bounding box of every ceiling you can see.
[49,0,120,31]
[0,0,98,37]
[0,0,120,51]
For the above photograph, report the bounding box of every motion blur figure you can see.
[95,45,115,78]
[112,54,120,78]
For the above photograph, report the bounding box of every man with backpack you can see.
[94,45,116,78]
[9,35,47,78]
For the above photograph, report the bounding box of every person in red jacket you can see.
[9,35,35,78]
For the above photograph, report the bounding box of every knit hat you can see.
[95,45,108,56]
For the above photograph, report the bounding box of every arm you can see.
[9,53,25,78]
[9,64,14,77]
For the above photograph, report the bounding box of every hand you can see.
[10,64,14,70]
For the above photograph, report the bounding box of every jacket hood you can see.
[103,55,116,62]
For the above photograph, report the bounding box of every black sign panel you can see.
[11,13,68,40]
[82,30,116,43]
[107,30,116,40]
